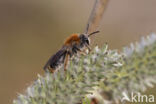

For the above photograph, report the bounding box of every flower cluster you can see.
[13,34,156,104]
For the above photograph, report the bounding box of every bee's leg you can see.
[78,47,91,55]
[79,50,87,56]
[77,48,87,56]
[47,66,55,73]
[86,45,91,53]
[64,52,70,71]
[72,45,86,56]
[49,68,55,73]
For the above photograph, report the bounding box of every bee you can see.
[43,28,99,73]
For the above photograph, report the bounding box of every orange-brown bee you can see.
[43,29,99,73]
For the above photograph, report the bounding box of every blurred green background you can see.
[0,0,156,104]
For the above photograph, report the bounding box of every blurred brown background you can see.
[0,0,156,104]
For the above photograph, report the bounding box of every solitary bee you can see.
[43,27,99,73]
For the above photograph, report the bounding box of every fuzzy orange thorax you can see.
[64,33,80,45]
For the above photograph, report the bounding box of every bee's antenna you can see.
[85,23,90,34]
[88,31,100,37]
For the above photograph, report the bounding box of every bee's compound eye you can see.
[86,39,89,45]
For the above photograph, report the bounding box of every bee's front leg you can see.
[86,45,91,53]
[79,46,91,55]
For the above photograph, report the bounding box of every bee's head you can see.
[79,34,90,45]
[79,31,100,46]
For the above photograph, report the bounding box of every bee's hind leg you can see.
[47,66,55,73]
[64,52,70,72]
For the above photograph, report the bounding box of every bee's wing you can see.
[43,48,67,70]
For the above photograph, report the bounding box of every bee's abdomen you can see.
[43,49,67,72]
